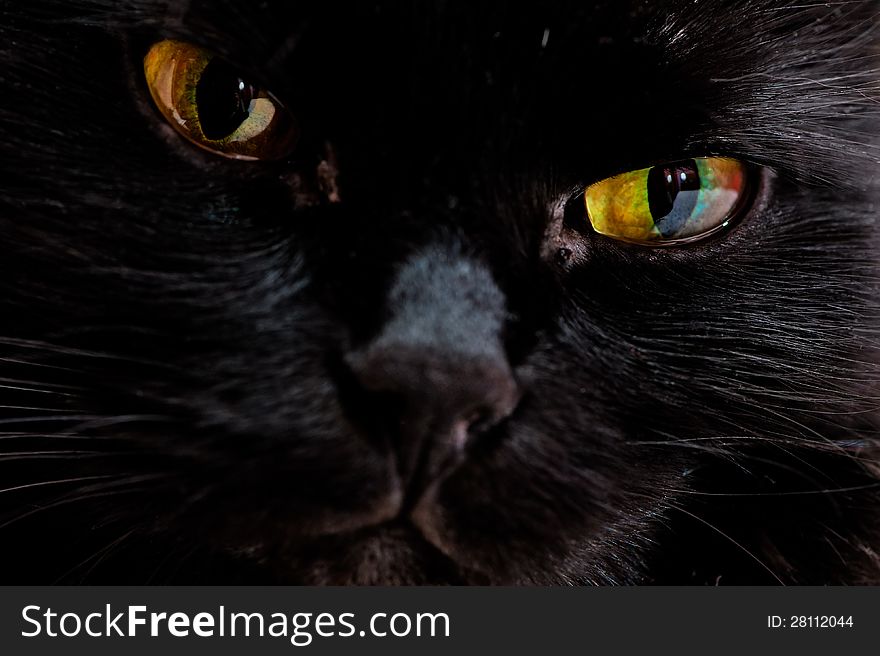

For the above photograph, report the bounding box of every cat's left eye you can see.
[584,157,750,245]
[144,39,299,161]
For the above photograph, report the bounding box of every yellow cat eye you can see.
[584,158,749,245]
[144,39,299,161]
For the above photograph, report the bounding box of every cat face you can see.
[1,0,879,584]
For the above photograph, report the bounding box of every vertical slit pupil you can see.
[646,160,702,237]
[196,58,258,140]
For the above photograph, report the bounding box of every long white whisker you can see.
[0,474,121,496]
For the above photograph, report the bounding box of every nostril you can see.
[465,408,489,431]
[464,407,499,437]
[440,410,492,454]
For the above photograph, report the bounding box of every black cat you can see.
[1,0,879,584]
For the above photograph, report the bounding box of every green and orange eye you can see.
[144,39,299,161]
[584,158,750,245]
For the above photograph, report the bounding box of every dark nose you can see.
[346,248,520,494]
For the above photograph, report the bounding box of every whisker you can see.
[0,405,75,412]
[0,414,173,429]
[0,450,108,462]
[0,432,119,442]
[0,474,171,530]
[0,380,81,397]
[666,502,786,585]
[0,356,78,373]
[659,481,880,498]
[55,527,139,584]
[0,336,186,373]
[0,415,116,427]
[0,474,122,496]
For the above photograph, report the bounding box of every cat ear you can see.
[345,244,520,493]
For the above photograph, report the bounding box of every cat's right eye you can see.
[144,39,299,161]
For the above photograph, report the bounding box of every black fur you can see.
[1,0,879,584]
